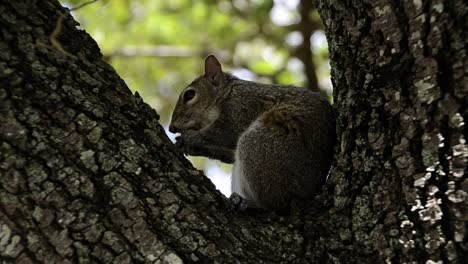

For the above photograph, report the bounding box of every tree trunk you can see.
[0,1,466,264]
[312,0,467,262]
[296,0,320,92]
[0,1,305,263]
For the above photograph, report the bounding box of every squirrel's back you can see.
[230,83,335,210]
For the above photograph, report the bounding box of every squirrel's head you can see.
[169,55,225,133]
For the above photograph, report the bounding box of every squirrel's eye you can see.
[183,89,196,102]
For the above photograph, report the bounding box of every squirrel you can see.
[169,55,336,211]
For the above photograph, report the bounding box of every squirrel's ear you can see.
[204,55,223,85]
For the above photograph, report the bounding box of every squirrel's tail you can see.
[259,104,307,136]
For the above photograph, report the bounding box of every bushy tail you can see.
[259,105,307,136]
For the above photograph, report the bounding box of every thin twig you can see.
[46,0,99,57]
[49,13,73,57]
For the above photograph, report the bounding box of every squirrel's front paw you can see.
[229,193,250,211]
[175,131,202,156]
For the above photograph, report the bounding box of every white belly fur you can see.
[231,121,260,200]
[231,150,246,197]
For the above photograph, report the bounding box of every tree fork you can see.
[0,0,466,263]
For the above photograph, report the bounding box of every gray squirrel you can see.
[169,55,335,211]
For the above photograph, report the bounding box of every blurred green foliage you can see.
[61,0,331,187]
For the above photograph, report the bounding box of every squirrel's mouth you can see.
[169,120,200,134]
[168,124,179,133]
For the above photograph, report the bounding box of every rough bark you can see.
[0,1,302,263]
[311,0,467,262]
[0,1,466,264]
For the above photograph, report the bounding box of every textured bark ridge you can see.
[0,1,303,263]
[0,0,467,263]
[314,0,467,262]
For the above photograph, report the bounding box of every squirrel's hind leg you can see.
[235,120,298,211]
